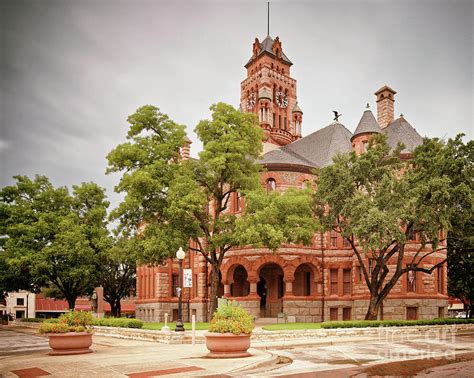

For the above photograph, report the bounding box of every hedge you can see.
[44,319,60,323]
[92,318,143,329]
[320,318,474,329]
[19,318,45,323]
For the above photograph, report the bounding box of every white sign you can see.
[183,269,193,288]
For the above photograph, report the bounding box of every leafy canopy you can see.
[0,175,109,308]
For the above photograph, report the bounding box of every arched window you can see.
[362,141,368,152]
[266,178,276,192]
[301,180,310,189]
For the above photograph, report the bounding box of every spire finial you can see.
[366,103,370,109]
[267,2,270,36]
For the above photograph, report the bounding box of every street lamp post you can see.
[175,247,185,332]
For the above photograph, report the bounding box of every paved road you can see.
[0,326,271,377]
[2,326,473,377]
[255,332,474,376]
[0,329,50,358]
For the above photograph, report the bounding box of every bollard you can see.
[192,314,196,346]
[161,312,170,332]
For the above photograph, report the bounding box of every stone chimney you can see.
[181,136,192,160]
[374,85,396,128]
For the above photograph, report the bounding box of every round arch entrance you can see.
[257,263,284,318]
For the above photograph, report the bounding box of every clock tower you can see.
[240,35,303,153]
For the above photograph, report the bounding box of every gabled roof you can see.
[259,121,353,168]
[352,107,380,140]
[245,35,292,67]
[384,116,423,153]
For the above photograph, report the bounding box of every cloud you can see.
[0,0,472,211]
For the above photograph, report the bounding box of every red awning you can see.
[35,295,69,312]
[34,294,136,313]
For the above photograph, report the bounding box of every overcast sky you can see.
[1,0,472,211]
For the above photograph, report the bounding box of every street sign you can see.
[183,269,192,288]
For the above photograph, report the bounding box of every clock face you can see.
[247,92,256,110]
[276,91,288,108]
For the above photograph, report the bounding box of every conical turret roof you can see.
[292,102,303,114]
[351,105,380,140]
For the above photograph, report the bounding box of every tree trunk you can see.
[66,295,76,310]
[209,264,220,320]
[364,295,381,320]
[114,299,121,318]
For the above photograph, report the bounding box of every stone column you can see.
[145,269,150,299]
[247,275,259,299]
[224,283,231,297]
[284,280,294,297]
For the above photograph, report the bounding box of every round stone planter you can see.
[205,332,251,358]
[46,332,93,355]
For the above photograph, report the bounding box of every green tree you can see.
[107,103,317,318]
[448,228,474,318]
[444,136,474,318]
[99,233,137,317]
[314,134,470,320]
[0,176,109,309]
[234,187,317,250]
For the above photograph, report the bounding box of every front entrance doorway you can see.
[257,263,284,317]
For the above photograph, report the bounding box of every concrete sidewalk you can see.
[0,328,275,377]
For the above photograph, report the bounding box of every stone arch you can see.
[266,178,276,192]
[220,256,253,284]
[286,256,320,282]
[293,263,316,296]
[230,265,250,297]
[254,254,288,278]
[287,257,321,296]
[255,258,286,317]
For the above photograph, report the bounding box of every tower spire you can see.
[267,1,270,36]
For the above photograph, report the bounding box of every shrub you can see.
[208,301,254,335]
[20,318,44,323]
[44,318,59,323]
[320,318,474,329]
[38,322,94,334]
[39,311,93,333]
[39,323,71,334]
[59,311,93,327]
[92,318,143,329]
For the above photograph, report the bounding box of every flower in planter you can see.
[208,301,254,335]
[39,311,93,334]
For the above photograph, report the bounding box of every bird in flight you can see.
[333,111,342,122]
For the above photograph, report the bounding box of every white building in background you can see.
[5,291,35,319]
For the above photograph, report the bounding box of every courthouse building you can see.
[135,33,448,322]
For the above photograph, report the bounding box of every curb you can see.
[226,349,281,374]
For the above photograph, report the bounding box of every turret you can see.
[351,104,380,155]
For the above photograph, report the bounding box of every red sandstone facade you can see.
[135,35,448,323]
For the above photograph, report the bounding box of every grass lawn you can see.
[262,322,322,331]
[143,322,209,331]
